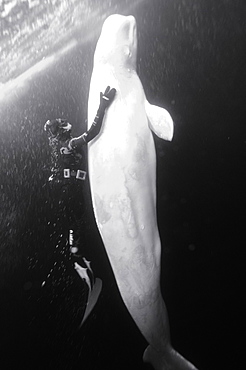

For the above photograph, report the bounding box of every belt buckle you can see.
[76,169,86,180]
[64,169,70,178]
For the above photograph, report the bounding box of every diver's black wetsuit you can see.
[35,86,116,342]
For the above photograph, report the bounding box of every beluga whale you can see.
[87,14,198,370]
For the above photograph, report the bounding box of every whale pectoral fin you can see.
[145,100,174,141]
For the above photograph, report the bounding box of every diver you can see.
[40,86,116,336]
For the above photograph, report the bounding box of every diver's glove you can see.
[98,86,116,113]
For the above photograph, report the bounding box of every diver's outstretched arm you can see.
[69,86,116,149]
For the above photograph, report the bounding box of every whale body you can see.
[87,14,198,370]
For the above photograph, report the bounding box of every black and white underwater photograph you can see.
[0,1,245,369]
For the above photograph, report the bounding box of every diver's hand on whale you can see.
[69,86,116,150]
[99,86,116,113]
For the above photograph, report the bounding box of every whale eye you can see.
[125,46,132,57]
[124,46,132,58]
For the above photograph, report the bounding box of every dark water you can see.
[0,0,245,369]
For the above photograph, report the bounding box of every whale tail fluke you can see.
[143,345,199,370]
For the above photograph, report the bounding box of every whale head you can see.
[94,14,137,71]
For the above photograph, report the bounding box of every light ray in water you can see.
[0,0,145,104]
[0,39,78,102]
[0,1,92,82]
